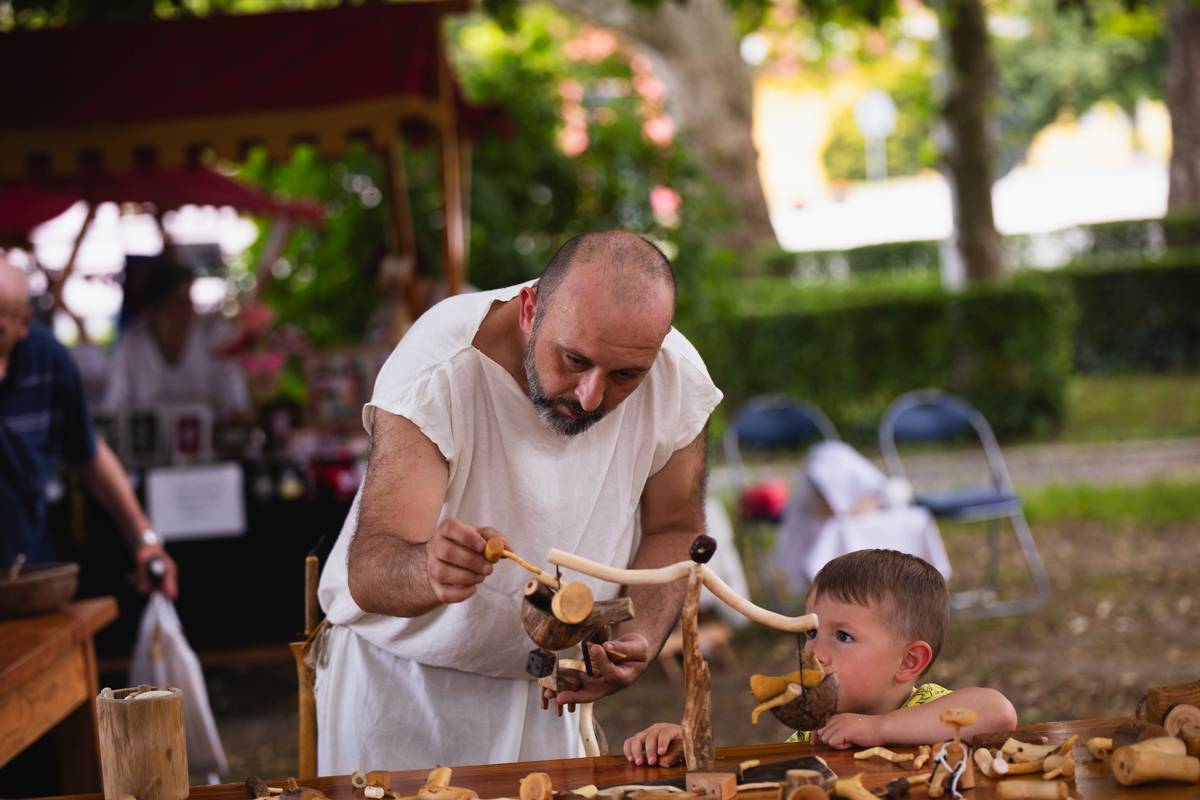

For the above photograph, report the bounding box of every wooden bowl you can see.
[0,561,79,618]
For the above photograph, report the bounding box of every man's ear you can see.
[895,640,934,684]
[518,284,538,337]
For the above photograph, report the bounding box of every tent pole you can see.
[436,28,465,298]
[52,203,96,344]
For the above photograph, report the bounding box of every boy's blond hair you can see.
[809,549,949,666]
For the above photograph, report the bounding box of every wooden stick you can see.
[547,549,817,632]
[304,554,320,637]
[681,564,714,770]
[751,684,800,725]
[854,746,914,764]
[995,782,1067,800]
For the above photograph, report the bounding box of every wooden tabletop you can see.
[36,715,1200,800]
[0,597,117,691]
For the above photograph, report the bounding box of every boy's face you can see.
[802,592,911,716]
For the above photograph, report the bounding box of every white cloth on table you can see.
[317,281,722,771]
[99,315,250,417]
[772,441,951,593]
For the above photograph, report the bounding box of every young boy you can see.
[624,549,1018,765]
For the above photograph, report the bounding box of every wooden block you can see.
[784,770,828,792]
[685,772,737,800]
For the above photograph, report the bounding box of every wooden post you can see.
[97,686,188,800]
[681,563,714,771]
[304,554,320,637]
[436,28,465,299]
[291,640,317,779]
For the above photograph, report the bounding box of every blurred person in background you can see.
[0,255,178,597]
[100,258,251,419]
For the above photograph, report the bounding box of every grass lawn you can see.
[1058,374,1200,442]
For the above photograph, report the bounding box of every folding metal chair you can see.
[723,395,839,607]
[879,389,1050,618]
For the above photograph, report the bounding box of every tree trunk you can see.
[938,0,1006,284]
[551,0,778,252]
[1167,0,1200,210]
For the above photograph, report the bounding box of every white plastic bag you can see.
[130,592,229,781]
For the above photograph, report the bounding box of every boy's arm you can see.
[819,688,1018,749]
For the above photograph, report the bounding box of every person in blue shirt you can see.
[0,258,178,599]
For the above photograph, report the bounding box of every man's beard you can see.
[523,332,605,436]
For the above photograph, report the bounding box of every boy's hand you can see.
[623,722,683,766]
[815,713,885,749]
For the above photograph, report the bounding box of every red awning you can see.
[0,166,325,237]
[0,1,503,178]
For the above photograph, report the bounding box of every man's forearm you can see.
[80,440,151,545]
[347,532,441,618]
[620,531,693,654]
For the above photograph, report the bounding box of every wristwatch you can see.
[138,529,163,548]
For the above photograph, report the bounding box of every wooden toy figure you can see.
[543,534,819,770]
[928,708,977,799]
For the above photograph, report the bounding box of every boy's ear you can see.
[894,640,934,683]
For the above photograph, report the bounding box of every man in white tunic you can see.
[317,231,723,771]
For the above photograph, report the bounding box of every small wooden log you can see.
[520,773,554,800]
[552,582,595,625]
[97,686,188,800]
[1130,736,1188,756]
[1165,704,1200,757]
[1139,681,1200,725]
[366,772,392,791]
[426,767,452,790]
[681,564,715,771]
[995,781,1068,800]
[1001,738,1058,763]
[521,595,633,651]
[684,773,736,800]
[1111,746,1200,786]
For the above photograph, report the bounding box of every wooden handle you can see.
[995,781,1068,800]
[501,548,560,589]
[1112,745,1200,785]
[750,683,801,725]
[546,549,817,632]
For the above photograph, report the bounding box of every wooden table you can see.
[38,715,1200,800]
[0,597,117,793]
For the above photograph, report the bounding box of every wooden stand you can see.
[97,686,188,800]
[681,564,714,771]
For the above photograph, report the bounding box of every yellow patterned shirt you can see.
[784,683,951,744]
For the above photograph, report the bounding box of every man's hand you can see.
[545,633,651,707]
[815,713,885,749]
[424,520,499,604]
[133,544,178,600]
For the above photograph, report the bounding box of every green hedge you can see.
[701,278,1074,440]
[1051,253,1200,372]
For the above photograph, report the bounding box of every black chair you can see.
[723,395,839,607]
[879,389,1050,618]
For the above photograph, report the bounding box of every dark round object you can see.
[689,534,717,564]
[526,647,556,678]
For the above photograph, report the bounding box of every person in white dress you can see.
[317,230,723,771]
[100,260,250,419]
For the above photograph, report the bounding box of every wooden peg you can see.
[940,708,977,751]
[1085,737,1113,760]
[995,781,1068,800]
[1042,755,1074,781]
[364,789,385,799]
[912,745,932,770]
[1111,745,1200,786]
[487,537,560,589]
[1001,737,1058,764]
[426,768,452,790]
[1165,704,1200,757]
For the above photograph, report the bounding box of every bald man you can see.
[317,231,722,770]
[0,257,178,598]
